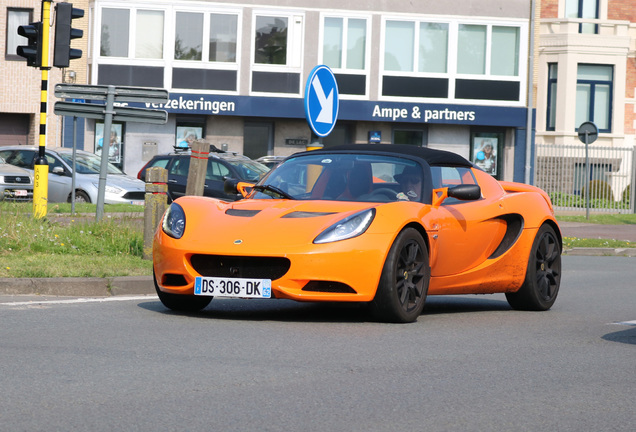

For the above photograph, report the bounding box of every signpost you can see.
[54,84,168,221]
[304,65,339,140]
[577,121,598,220]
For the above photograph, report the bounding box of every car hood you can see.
[174,196,391,252]
[0,164,31,177]
[106,174,146,190]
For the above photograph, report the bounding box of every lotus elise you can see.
[153,144,562,323]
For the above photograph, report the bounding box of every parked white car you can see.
[0,146,145,204]
[0,155,33,201]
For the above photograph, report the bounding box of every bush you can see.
[581,180,614,201]
[622,185,631,205]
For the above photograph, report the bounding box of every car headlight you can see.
[314,208,375,244]
[92,182,123,194]
[162,203,186,239]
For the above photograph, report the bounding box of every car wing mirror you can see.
[432,184,481,206]
[224,178,254,197]
[52,166,65,175]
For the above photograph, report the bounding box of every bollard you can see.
[143,167,168,260]
[185,139,210,197]
[305,141,324,192]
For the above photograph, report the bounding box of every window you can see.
[210,13,238,62]
[491,26,519,76]
[323,17,367,70]
[6,8,31,59]
[575,64,612,132]
[384,21,415,72]
[175,12,203,60]
[100,8,164,59]
[419,23,448,73]
[566,0,599,34]
[136,10,164,59]
[101,8,130,57]
[546,63,558,130]
[457,25,486,74]
[254,16,288,65]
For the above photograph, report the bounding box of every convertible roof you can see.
[310,144,473,167]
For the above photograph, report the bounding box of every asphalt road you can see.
[1,256,634,432]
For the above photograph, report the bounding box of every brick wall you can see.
[541,0,558,18]
[608,0,636,21]
[626,58,636,135]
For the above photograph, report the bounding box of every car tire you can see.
[371,228,430,323]
[153,272,212,312]
[69,190,91,203]
[506,224,561,311]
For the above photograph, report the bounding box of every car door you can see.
[204,159,234,199]
[429,166,507,277]
[44,153,73,202]
[166,156,190,200]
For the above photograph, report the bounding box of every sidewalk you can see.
[1,222,633,297]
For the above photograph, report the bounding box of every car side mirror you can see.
[448,184,481,201]
[224,178,254,198]
[52,166,65,175]
[432,184,481,206]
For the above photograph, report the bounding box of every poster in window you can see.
[176,126,203,149]
[95,123,122,164]
[472,137,497,175]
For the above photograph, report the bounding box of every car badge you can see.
[16,177,22,182]
[234,239,243,245]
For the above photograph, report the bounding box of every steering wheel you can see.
[371,188,399,201]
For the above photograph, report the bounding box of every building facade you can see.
[535,0,636,207]
[3,0,535,182]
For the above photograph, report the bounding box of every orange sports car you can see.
[153,144,562,323]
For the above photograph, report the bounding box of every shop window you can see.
[565,0,599,34]
[95,123,124,169]
[470,130,504,179]
[546,63,558,131]
[6,8,31,59]
[175,118,205,149]
[392,127,427,146]
[575,64,612,133]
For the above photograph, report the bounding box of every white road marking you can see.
[0,295,155,307]
[615,320,636,326]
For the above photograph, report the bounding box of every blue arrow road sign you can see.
[304,65,339,137]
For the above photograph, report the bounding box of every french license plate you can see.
[14,190,28,197]
[194,276,271,298]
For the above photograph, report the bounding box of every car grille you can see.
[123,191,145,200]
[3,189,33,202]
[190,255,291,280]
[4,176,31,184]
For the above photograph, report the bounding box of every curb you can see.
[563,247,636,257]
[0,276,155,297]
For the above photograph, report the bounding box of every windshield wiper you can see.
[252,184,295,200]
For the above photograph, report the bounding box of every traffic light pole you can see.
[33,0,52,219]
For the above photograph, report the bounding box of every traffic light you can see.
[16,22,42,67]
[53,3,84,68]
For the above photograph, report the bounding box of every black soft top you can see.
[307,144,472,167]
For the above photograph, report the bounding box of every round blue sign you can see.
[304,65,339,137]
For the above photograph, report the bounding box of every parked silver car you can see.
[0,146,145,204]
[0,156,33,201]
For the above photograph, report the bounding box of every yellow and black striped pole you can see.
[33,0,51,219]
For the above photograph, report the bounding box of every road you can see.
[1,256,634,432]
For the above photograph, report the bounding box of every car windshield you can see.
[254,153,424,202]
[225,160,270,181]
[59,152,124,175]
